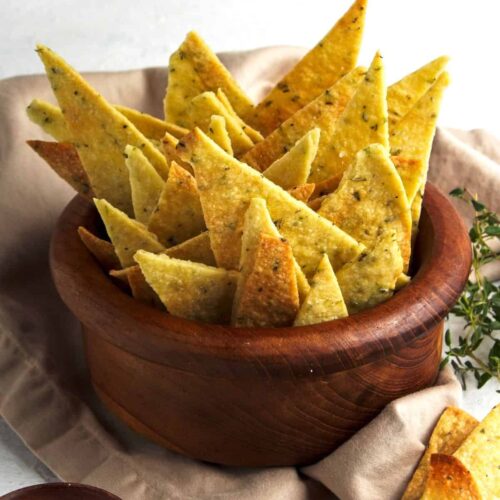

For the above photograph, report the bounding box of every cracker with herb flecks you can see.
[390,72,450,182]
[161,132,194,174]
[164,31,253,127]
[388,55,449,129]
[164,231,216,266]
[206,115,233,155]
[453,404,500,499]
[111,230,216,300]
[27,98,188,142]
[114,105,188,140]
[319,144,412,268]
[294,254,347,326]
[402,407,479,500]
[336,230,403,314]
[251,0,367,135]
[110,266,163,309]
[232,233,299,327]
[391,156,424,207]
[36,45,168,215]
[94,198,165,267]
[263,128,319,189]
[26,99,72,142]
[410,191,424,245]
[215,89,263,144]
[135,251,238,324]
[27,140,91,197]
[390,71,450,224]
[309,52,389,183]
[243,66,365,172]
[125,145,164,223]
[239,198,310,302]
[421,454,481,500]
[148,162,206,247]
[78,226,120,271]
[177,128,363,276]
[188,91,254,156]
[288,183,315,203]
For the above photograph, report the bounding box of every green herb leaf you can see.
[486,226,500,236]
[445,188,500,390]
[471,199,486,212]
[449,187,465,197]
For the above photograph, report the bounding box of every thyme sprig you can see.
[440,188,500,390]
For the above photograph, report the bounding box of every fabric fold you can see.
[0,46,498,499]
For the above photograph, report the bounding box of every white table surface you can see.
[1,0,499,494]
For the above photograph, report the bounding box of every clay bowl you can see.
[1,483,119,499]
[50,183,471,467]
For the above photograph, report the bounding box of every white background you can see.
[2,0,500,137]
[1,0,499,493]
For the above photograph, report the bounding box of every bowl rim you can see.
[50,183,471,378]
[1,482,120,499]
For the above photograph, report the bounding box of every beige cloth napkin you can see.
[0,47,499,500]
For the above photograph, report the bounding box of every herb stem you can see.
[444,188,500,390]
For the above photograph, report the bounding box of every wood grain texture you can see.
[50,183,472,466]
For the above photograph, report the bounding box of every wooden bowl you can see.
[50,183,471,467]
[1,483,119,500]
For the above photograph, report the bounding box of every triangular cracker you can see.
[319,144,412,268]
[135,251,238,324]
[177,129,363,276]
[27,98,188,142]
[232,233,299,327]
[421,454,481,500]
[453,404,500,499]
[263,128,319,189]
[395,272,411,290]
[307,195,327,212]
[309,52,389,183]
[240,198,310,302]
[125,145,164,223]
[288,183,315,203]
[251,0,367,134]
[148,161,206,247]
[108,268,130,289]
[110,266,163,309]
[94,198,165,267]
[215,89,263,144]
[114,104,188,140]
[243,66,365,171]
[206,115,233,155]
[336,230,404,313]
[388,55,449,129]
[294,254,347,326]
[390,72,450,199]
[78,226,120,271]
[188,91,254,156]
[164,31,253,126]
[111,231,216,302]
[27,140,91,197]
[311,173,343,198]
[410,189,424,245]
[403,407,479,500]
[36,45,168,215]
[161,132,194,173]
[26,99,71,142]
[164,231,216,266]
[391,156,424,207]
